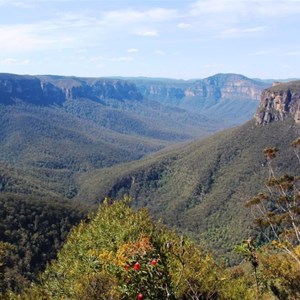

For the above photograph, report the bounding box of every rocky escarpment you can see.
[255,81,300,125]
[185,73,266,101]
[129,74,269,125]
[0,74,65,105]
[0,74,143,106]
[132,74,268,104]
[45,77,143,102]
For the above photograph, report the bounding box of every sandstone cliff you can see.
[255,81,300,125]
[132,74,268,104]
[0,74,143,106]
[185,73,265,100]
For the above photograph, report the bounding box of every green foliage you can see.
[239,138,300,299]
[17,198,253,299]
[247,141,300,263]
[0,194,85,294]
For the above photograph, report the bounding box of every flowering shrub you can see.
[16,197,254,299]
[117,236,170,299]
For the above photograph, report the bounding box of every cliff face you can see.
[128,74,269,125]
[185,73,265,100]
[255,81,300,125]
[50,78,143,102]
[0,74,65,105]
[0,73,267,108]
[0,74,143,106]
[132,74,267,103]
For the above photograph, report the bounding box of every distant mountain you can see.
[127,73,270,126]
[0,73,142,105]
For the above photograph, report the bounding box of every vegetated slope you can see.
[0,161,59,197]
[0,103,167,198]
[127,73,270,126]
[0,73,223,198]
[77,118,299,262]
[0,194,85,292]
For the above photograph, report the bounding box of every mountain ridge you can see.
[0,73,271,128]
[123,73,270,125]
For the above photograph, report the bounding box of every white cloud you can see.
[0,0,33,8]
[190,0,238,15]
[203,63,224,69]
[254,0,300,17]
[0,25,42,50]
[218,26,266,38]
[153,50,165,55]
[136,30,159,37]
[251,49,274,56]
[189,0,300,17]
[110,56,134,62]
[0,11,100,52]
[0,0,75,6]
[89,56,104,62]
[0,57,30,65]
[177,22,192,29]
[127,48,139,53]
[284,51,300,56]
[75,49,88,54]
[186,0,300,37]
[102,8,178,25]
[0,58,18,65]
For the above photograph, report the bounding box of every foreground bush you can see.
[11,197,254,299]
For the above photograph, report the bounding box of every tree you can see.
[246,140,300,264]
[245,139,300,298]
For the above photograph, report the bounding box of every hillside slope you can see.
[77,118,299,262]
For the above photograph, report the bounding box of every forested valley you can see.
[1,75,300,299]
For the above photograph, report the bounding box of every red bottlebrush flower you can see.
[133,262,141,271]
[137,293,144,300]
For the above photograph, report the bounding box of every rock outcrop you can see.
[255,81,300,125]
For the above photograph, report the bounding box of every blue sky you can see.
[0,0,299,79]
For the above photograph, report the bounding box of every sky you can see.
[0,0,299,80]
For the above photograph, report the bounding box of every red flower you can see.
[151,259,157,266]
[137,293,144,300]
[133,262,141,271]
[124,264,130,271]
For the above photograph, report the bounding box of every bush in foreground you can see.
[12,197,254,299]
